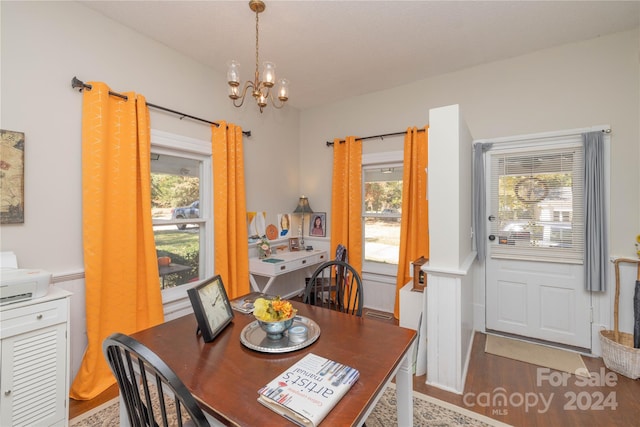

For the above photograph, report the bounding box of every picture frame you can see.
[187,275,234,342]
[309,212,326,237]
[288,237,300,251]
[0,129,25,224]
[247,211,266,241]
[278,213,291,237]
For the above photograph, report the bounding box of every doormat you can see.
[485,334,590,378]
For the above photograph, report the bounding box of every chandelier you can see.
[227,0,289,113]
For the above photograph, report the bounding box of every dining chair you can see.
[303,260,364,316]
[103,332,210,427]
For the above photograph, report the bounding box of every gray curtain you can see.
[583,131,607,291]
[472,142,492,261]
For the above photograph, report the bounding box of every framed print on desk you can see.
[187,275,234,342]
[289,237,300,251]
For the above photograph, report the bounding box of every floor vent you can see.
[365,311,393,320]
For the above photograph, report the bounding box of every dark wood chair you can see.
[103,332,210,427]
[303,260,364,316]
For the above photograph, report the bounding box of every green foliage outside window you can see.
[151,174,199,208]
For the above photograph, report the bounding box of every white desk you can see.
[249,249,328,294]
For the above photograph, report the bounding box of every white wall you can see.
[0,1,301,273]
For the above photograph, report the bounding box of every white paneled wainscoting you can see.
[425,253,477,394]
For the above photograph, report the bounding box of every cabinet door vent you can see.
[11,328,58,426]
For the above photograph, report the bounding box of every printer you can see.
[0,252,51,306]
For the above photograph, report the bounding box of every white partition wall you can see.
[424,104,476,394]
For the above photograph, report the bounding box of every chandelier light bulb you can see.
[258,92,267,108]
[227,60,240,86]
[277,79,289,101]
[228,85,240,100]
[262,62,275,87]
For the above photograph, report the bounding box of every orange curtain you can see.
[70,82,164,400]
[212,121,250,299]
[394,126,429,319]
[330,136,362,275]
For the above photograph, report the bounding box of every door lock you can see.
[488,235,496,241]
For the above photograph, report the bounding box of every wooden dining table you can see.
[129,299,417,426]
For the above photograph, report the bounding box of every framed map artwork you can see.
[0,130,25,224]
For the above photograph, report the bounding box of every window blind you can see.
[489,140,584,264]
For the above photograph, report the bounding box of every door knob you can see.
[488,215,496,221]
[488,235,496,241]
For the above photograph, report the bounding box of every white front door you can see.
[484,140,592,350]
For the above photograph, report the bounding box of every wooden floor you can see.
[70,309,640,426]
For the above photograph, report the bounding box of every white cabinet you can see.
[0,287,71,427]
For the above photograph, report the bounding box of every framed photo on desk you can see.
[187,275,234,342]
[288,237,300,251]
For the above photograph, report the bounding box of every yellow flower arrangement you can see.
[253,297,296,322]
[636,234,640,258]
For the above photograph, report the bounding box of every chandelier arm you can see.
[232,81,256,108]
[268,91,285,109]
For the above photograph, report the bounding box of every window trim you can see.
[362,151,403,277]
[151,129,214,303]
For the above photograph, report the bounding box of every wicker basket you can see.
[599,258,640,379]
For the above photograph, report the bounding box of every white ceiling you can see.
[81,1,639,110]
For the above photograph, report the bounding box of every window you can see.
[362,154,403,274]
[150,130,213,298]
[489,142,584,264]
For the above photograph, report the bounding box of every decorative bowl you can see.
[256,316,295,340]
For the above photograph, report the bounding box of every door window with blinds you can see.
[489,140,584,264]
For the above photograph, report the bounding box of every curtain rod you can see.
[473,125,611,146]
[326,128,425,147]
[71,77,251,137]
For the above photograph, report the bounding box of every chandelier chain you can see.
[255,8,260,78]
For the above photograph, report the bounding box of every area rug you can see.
[70,384,511,427]
[485,334,589,377]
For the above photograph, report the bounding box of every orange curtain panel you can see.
[394,126,429,319]
[212,121,250,299]
[330,136,363,275]
[70,82,164,400]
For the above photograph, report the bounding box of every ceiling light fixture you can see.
[227,0,289,113]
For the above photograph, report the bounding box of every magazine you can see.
[230,292,269,314]
[257,353,359,427]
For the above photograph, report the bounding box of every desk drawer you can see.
[0,298,67,338]
[249,251,328,276]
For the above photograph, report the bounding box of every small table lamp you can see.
[293,196,313,247]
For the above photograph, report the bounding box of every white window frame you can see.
[151,129,214,304]
[362,150,403,277]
